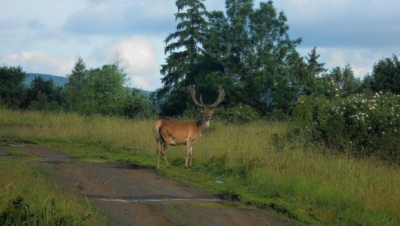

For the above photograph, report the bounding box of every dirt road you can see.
[1,145,299,226]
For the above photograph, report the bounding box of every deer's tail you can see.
[153,120,162,144]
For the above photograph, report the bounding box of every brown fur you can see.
[153,86,224,168]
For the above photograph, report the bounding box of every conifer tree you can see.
[158,0,208,97]
[65,57,87,106]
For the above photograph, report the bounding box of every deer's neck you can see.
[197,115,211,134]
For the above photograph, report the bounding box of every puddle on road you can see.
[97,197,224,203]
[90,194,225,204]
[38,160,66,165]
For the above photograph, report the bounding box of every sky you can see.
[1,0,399,91]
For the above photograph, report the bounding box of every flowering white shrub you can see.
[293,91,400,161]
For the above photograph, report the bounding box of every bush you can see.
[28,91,64,113]
[215,103,259,124]
[293,91,400,162]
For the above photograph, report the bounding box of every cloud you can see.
[117,37,162,90]
[62,0,175,36]
[273,0,400,49]
[27,19,46,30]
[87,36,162,90]
[0,35,162,91]
[2,51,75,76]
[297,47,388,78]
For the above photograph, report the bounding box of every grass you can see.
[0,109,400,225]
[0,158,110,225]
[2,146,33,157]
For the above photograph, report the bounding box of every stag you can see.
[153,85,225,168]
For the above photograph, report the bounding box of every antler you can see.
[188,85,225,110]
[188,85,206,109]
[210,86,225,109]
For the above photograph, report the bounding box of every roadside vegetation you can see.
[0,144,110,225]
[1,108,399,225]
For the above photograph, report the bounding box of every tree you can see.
[369,55,400,94]
[123,88,153,119]
[154,0,209,116]
[306,47,327,77]
[65,57,87,109]
[81,64,128,116]
[158,0,208,97]
[154,0,304,117]
[0,65,26,109]
[324,64,361,98]
[205,0,303,115]
[24,76,65,111]
[297,47,328,95]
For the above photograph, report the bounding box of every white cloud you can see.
[1,35,162,90]
[273,0,400,49]
[62,0,175,35]
[2,51,75,76]
[298,47,388,78]
[86,36,162,90]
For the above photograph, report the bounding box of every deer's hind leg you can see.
[161,140,171,168]
[156,141,162,169]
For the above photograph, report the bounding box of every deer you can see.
[153,85,225,169]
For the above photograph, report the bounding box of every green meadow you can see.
[1,109,399,225]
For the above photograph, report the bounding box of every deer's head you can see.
[188,85,225,121]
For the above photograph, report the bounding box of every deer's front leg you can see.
[188,146,193,168]
[185,143,192,169]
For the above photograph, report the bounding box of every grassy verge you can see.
[0,152,110,225]
[1,109,399,225]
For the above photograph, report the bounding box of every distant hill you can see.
[25,73,68,87]
[25,73,151,96]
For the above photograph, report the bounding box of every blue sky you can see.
[1,0,399,91]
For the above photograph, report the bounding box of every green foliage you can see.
[293,92,400,162]
[203,0,304,115]
[0,156,108,226]
[0,65,27,109]
[65,58,153,118]
[24,76,65,112]
[158,0,207,97]
[0,196,77,226]
[28,91,64,112]
[368,54,400,94]
[123,88,153,119]
[326,64,361,96]
[80,65,127,116]
[214,103,259,124]
[65,57,87,108]
[156,0,305,117]
[298,47,327,96]
[306,47,327,78]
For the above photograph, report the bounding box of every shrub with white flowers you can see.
[293,91,400,162]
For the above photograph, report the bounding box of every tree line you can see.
[0,58,151,118]
[1,0,400,122]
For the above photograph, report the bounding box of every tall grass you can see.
[0,110,154,152]
[1,109,399,225]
